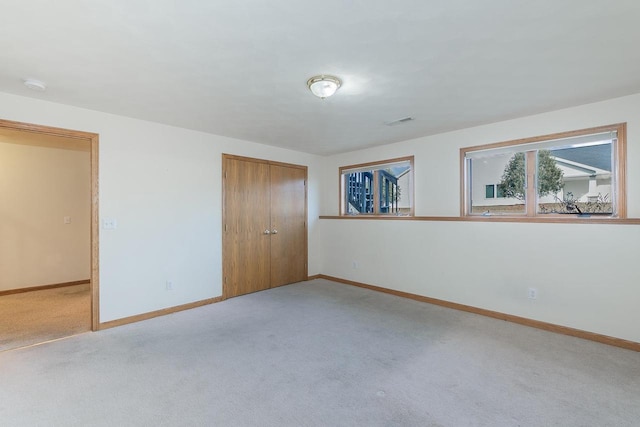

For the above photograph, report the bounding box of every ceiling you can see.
[1,1,639,155]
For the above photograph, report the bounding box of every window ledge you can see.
[319,215,640,225]
[324,215,416,220]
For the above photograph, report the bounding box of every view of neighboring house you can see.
[470,142,613,214]
[551,144,612,204]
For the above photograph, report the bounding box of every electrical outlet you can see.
[166,280,173,291]
[352,261,359,269]
[527,287,538,300]
[102,218,117,230]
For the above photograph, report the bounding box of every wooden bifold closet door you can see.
[223,155,307,298]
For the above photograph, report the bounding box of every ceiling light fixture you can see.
[23,79,47,91]
[307,75,341,99]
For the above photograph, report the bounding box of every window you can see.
[485,184,506,199]
[340,156,414,216]
[461,124,626,218]
[485,184,495,199]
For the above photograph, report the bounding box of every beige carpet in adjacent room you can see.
[0,283,91,352]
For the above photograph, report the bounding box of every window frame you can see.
[339,156,415,216]
[460,123,627,220]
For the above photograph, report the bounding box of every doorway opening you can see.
[0,119,99,351]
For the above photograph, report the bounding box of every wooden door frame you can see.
[222,153,308,299]
[0,119,100,330]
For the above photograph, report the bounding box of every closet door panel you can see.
[223,158,271,297]
[269,164,307,288]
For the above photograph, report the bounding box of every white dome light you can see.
[307,75,341,99]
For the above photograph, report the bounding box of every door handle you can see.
[263,229,271,235]
[271,229,278,234]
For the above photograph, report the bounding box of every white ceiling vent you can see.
[385,116,414,126]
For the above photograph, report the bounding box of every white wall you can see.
[0,92,321,322]
[0,139,90,291]
[319,93,640,343]
[4,89,639,342]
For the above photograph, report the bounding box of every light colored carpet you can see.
[0,283,91,352]
[0,279,638,426]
